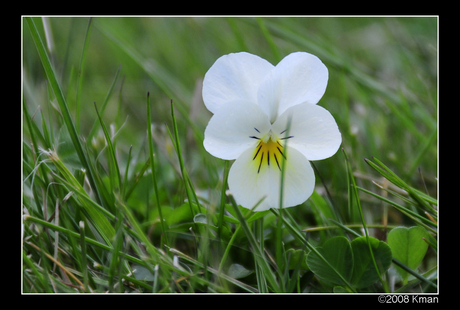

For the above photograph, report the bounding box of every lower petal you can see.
[228,145,315,211]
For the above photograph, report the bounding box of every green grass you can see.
[22,16,437,293]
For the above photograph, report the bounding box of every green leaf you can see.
[193,213,216,228]
[306,236,353,286]
[306,236,392,289]
[285,248,309,270]
[387,226,429,284]
[133,265,155,281]
[350,236,392,288]
[168,203,194,227]
[309,190,339,223]
[227,264,253,279]
[333,286,350,293]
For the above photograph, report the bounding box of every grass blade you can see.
[228,195,280,292]
[255,17,282,62]
[342,148,387,292]
[43,149,116,243]
[124,156,151,201]
[79,221,90,292]
[24,215,145,266]
[356,186,437,234]
[169,100,197,219]
[25,17,104,208]
[87,65,122,141]
[122,145,133,200]
[270,208,357,293]
[169,247,258,293]
[95,21,204,142]
[94,102,122,192]
[75,17,92,133]
[365,157,436,214]
[217,160,230,241]
[146,93,167,243]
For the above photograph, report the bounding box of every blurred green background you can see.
[23,16,437,222]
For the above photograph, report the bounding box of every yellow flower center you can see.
[252,137,286,173]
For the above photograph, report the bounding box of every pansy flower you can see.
[202,52,341,211]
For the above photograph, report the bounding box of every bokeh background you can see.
[23,16,437,226]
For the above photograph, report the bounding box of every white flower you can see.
[202,52,341,211]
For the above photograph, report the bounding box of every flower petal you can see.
[228,145,315,211]
[257,52,328,123]
[202,52,274,114]
[272,102,342,161]
[203,100,271,160]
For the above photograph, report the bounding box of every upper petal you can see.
[228,145,315,211]
[203,100,271,160]
[272,102,342,161]
[202,52,274,114]
[257,52,329,123]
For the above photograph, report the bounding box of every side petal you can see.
[203,100,271,160]
[272,103,342,161]
[202,52,274,114]
[228,146,315,211]
[257,52,328,123]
